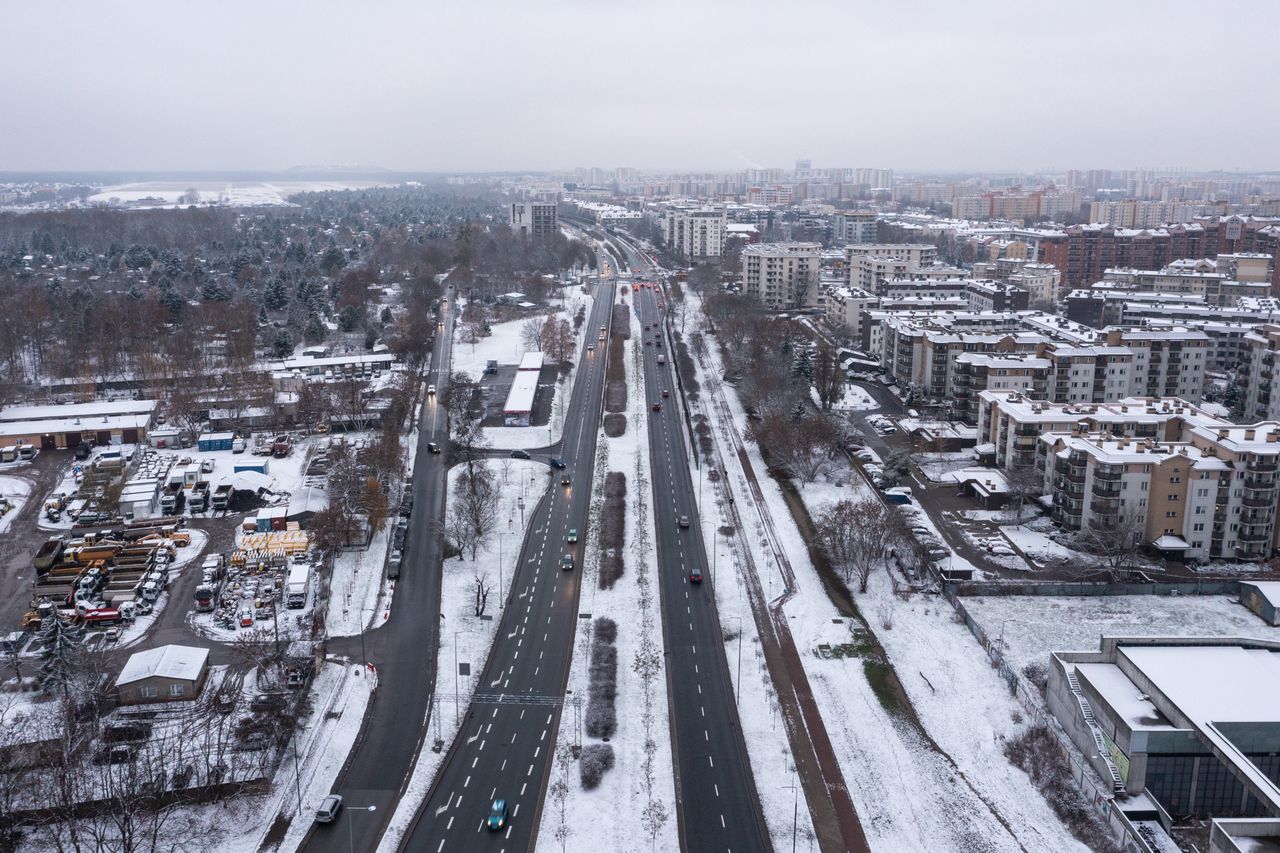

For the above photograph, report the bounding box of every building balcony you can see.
[1063,467,1087,485]
[1093,467,1123,482]
[1014,436,1039,449]
[1243,495,1274,509]
[1091,496,1122,515]
[1015,425,1042,437]
[1244,476,1278,490]
[1241,510,1274,525]
[1237,543,1271,559]
[1239,527,1272,544]
[1248,461,1280,473]
[1092,481,1122,498]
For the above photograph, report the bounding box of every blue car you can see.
[487,799,508,831]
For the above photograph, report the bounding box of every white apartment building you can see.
[832,211,879,245]
[824,287,878,339]
[509,201,558,238]
[976,391,1224,470]
[843,243,938,289]
[741,242,822,310]
[1245,325,1280,421]
[1089,200,1204,228]
[665,207,726,261]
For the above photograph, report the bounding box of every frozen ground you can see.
[0,474,33,533]
[326,520,393,638]
[963,592,1280,674]
[826,382,880,411]
[378,459,537,849]
[538,305,677,852]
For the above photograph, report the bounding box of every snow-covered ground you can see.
[85,180,393,209]
[963,592,1280,675]
[326,521,393,638]
[212,660,376,853]
[378,459,538,849]
[537,304,677,852]
[689,303,1090,853]
[828,382,880,411]
[452,291,593,450]
[0,474,33,533]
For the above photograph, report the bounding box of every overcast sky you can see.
[4,0,1277,174]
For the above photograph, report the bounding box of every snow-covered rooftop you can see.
[116,644,209,686]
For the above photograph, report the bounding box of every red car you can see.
[661,389,670,398]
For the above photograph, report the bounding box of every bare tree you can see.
[1072,511,1146,580]
[443,501,477,561]
[1004,463,1043,522]
[817,498,891,592]
[521,317,544,352]
[458,463,499,560]
[472,572,492,617]
[812,345,845,412]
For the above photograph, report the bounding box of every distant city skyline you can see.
[3,0,1278,173]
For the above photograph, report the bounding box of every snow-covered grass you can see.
[963,592,1280,675]
[325,521,392,638]
[378,459,537,850]
[829,382,880,411]
[0,473,34,533]
[86,180,392,209]
[538,288,677,853]
[689,300,1090,853]
[454,293,594,450]
[207,660,376,853]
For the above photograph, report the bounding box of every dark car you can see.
[549,457,566,469]
[427,442,441,454]
[487,799,508,831]
[689,567,703,584]
[561,476,571,487]
[661,389,670,398]
[510,449,530,460]
[652,402,662,412]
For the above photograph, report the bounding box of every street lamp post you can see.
[346,804,377,853]
[780,780,798,853]
[726,615,743,706]
[453,631,470,724]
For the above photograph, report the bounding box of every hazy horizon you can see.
[4,0,1278,174]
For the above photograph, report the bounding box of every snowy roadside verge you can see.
[377,459,539,850]
[536,293,678,852]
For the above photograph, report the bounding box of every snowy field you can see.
[537,306,677,852]
[378,459,538,849]
[828,382,880,411]
[86,180,392,208]
[963,592,1280,674]
[0,474,33,533]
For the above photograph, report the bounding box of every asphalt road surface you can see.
[627,247,772,852]
[300,296,459,853]
[397,276,615,852]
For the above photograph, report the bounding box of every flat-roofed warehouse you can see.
[0,399,156,450]
[503,352,545,427]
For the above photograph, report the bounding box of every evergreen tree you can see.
[38,614,84,695]
[305,313,328,345]
[273,328,295,358]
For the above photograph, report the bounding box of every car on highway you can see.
[688,567,703,584]
[427,384,436,395]
[644,338,651,346]
[567,528,578,543]
[560,554,574,570]
[561,475,571,487]
[510,449,530,459]
[487,799,508,831]
[315,794,343,824]
[661,388,669,398]
[550,457,566,469]
[427,442,441,454]
[587,343,594,352]
[678,515,689,528]
[651,402,662,412]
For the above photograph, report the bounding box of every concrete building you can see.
[832,211,878,245]
[0,399,156,450]
[741,242,821,310]
[115,645,210,705]
[976,391,1225,470]
[824,287,877,339]
[509,201,558,238]
[843,244,938,289]
[1245,325,1280,421]
[1048,637,1280,820]
[966,281,1030,312]
[1089,199,1204,228]
[1036,420,1280,561]
[665,207,726,261]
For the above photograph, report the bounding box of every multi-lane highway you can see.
[301,296,459,853]
[627,244,772,852]
[398,275,615,851]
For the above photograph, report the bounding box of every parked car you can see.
[316,794,343,824]
[510,449,530,460]
[238,609,254,628]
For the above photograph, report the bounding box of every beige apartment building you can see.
[741,242,821,309]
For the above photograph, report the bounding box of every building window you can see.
[140,686,158,698]
[169,683,185,697]
[1166,511,1177,518]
